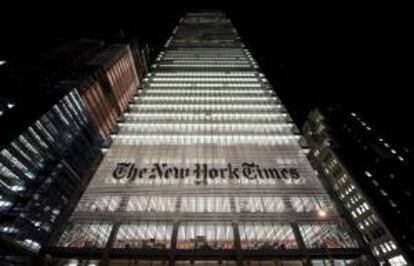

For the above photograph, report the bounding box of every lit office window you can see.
[0,173,25,193]
[126,196,176,212]
[180,196,232,212]
[0,161,20,182]
[388,255,408,266]
[15,239,41,251]
[112,135,299,146]
[238,222,297,250]
[312,259,365,265]
[113,222,173,249]
[138,95,270,102]
[57,223,112,248]
[148,82,262,88]
[18,135,43,160]
[299,223,357,249]
[151,77,258,82]
[1,149,35,179]
[129,103,278,112]
[290,197,332,213]
[123,112,288,123]
[235,197,285,213]
[158,64,251,68]
[0,196,12,210]
[76,196,122,212]
[118,123,292,135]
[142,89,267,94]
[177,222,233,250]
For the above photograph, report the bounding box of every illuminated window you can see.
[126,196,176,212]
[235,197,285,213]
[299,223,357,249]
[389,255,408,266]
[76,196,122,212]
[290,197,332,213]
[0,196,12,209]
[239,222,297,250]
[177,222,233,250]
[57,223,112,248]
[181,196,231,212]
[114,222,173,249]
[365,171,372,177]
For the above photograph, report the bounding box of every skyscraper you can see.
[0,38,144,264]
[45,11,373,265]
[303,107,413,266]
[0,87,104,263]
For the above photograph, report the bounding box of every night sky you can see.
[1,3,413,151]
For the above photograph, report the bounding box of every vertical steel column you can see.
[290,222,312,266]
[169,220,179,266]
[232,218,243,266]
[99,222,121,266]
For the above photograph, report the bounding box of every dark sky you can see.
[1,2,413,151]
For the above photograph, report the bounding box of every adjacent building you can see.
[3,38,146,140]
[44,12,374,266]
[0,38,144,264]
[0,86,103,264]
[303,107,413,266]
[59,44,140,139]
[107,35,151,80]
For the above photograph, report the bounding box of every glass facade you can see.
[79,79,118,138]
[47,11,369,265]
[0,90,103,254]
[82,45,140,139]
[303,108,411,266]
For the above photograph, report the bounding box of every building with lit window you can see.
[303,107,413,266]
[59,44,140,139]
[44,12,374,265]
[0,38,143,264]
[107,35,151,80]
[0,86,103,264]
[5,38,144,140]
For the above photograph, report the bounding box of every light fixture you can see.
[317,209,327,218]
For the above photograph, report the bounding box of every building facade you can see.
[0,39,143,264]
[60,44,141,139]
[45,12,373,266]
[0,89,103,264]
[6,38,144,140]
[302,107,413,266]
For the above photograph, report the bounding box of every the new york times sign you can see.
[113,162,300,185]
